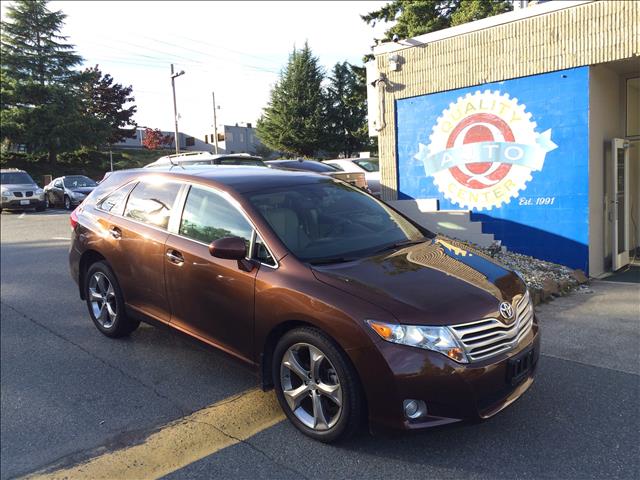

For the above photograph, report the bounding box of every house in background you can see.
[367,0,639,276]
[203,124,264,155]
[113,128,210,152]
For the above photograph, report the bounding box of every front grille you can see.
[14,192,23,198]
[450,291,534,362]
[26,191,33,197]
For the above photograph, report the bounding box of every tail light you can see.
[70,208,79,230]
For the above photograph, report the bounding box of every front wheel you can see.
[64,195,72,210]
[273,327,364,443]
[84,261,139,338]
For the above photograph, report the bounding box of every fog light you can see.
[403,399,427,419]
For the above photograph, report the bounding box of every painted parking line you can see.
[28,389,285,480]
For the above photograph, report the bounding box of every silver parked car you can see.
[44,175,98,210]
[0,168,46,212]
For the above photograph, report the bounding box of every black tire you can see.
[272,327,364,443]
[84,261,139,338]
[64,195,72,210]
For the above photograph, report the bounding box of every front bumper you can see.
[350,319,540,432]
[0,197,45,210]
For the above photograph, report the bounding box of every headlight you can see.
[366,320,468,363]
[35,188,44,195]
[1,189,10,196]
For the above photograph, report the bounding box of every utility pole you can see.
[109,148,113,172]
[212,91,219,154]
[170,64,185,155]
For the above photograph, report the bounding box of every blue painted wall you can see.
[396,67,590,271]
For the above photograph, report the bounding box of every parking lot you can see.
[1,209,639,480]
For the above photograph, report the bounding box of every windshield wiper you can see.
[307,257,356,266]
[373,239,426,254]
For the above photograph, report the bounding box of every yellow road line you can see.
[28,389,285,480]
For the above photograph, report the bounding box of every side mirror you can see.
[208,236,247,259]
[209,237,254,272]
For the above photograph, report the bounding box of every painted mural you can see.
[396,67,590,271]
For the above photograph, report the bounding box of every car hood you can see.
[311,237,525,326]
[2,183,38,191]
[70,187,95,194]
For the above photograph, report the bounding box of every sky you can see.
[2,1,389,138]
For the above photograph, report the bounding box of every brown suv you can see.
[69,166,539,442]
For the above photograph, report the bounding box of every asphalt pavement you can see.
[1,209,639,479]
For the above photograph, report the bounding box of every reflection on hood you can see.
[405,238,502,300]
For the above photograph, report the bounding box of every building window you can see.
[626,77,639,138]
[227,132,233,143]
[205,135,209,144]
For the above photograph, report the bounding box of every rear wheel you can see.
[273,327,363,443]
[85,261,139,337]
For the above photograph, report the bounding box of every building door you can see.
[611,138,630,271]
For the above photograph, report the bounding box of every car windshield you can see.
[273,161,338,173]
[353,159,379,172]
[247,180,431,263]
[1,172,35,185]
[217,157,265,166]
[64,176,97,188]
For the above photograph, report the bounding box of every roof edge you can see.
[373,0,594,56]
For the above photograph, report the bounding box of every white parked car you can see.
[323,158,380,197]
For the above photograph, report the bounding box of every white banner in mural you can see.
[413,90,557,210]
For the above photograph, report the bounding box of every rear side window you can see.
[97,182,137,215]
[124,180,181,229]
[179,186,252,245]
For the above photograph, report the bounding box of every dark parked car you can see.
[266,159,368,190]
[69,166,538,442]
[0,168,46,212]
[44,175,98,210]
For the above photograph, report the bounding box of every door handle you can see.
[166,249,184,265]
[109,226,122,239]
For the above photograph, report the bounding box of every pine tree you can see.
[256,43,325,157]
[362,0,512,41]
[325,62,369,157]
[1,0,83,161]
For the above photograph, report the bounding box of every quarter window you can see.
[97,182,137,215]
[179,186,252,245]
[124,180,181,229]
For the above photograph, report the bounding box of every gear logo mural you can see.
[413,90,558,210]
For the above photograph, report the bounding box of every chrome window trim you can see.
[170,182,279,269]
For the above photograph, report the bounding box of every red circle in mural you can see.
[447,113,515,189]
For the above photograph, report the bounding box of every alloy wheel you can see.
[280,342,343,431]
[88,272,117,328]
[64,196,71,210]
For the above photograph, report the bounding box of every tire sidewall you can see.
[84,261,126,337]
[64,196,71,210]
[272,328,357,443]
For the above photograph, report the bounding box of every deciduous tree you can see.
[80,65,137,146]
[142,128,172,150]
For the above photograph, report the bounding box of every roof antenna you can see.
[169,156,185,170]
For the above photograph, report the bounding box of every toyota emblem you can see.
[499,302,514,321]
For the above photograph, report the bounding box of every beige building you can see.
[367,0,639,276]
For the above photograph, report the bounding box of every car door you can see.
[105,178,182,323]
[164,184,258,360]
[52,178,64,205]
